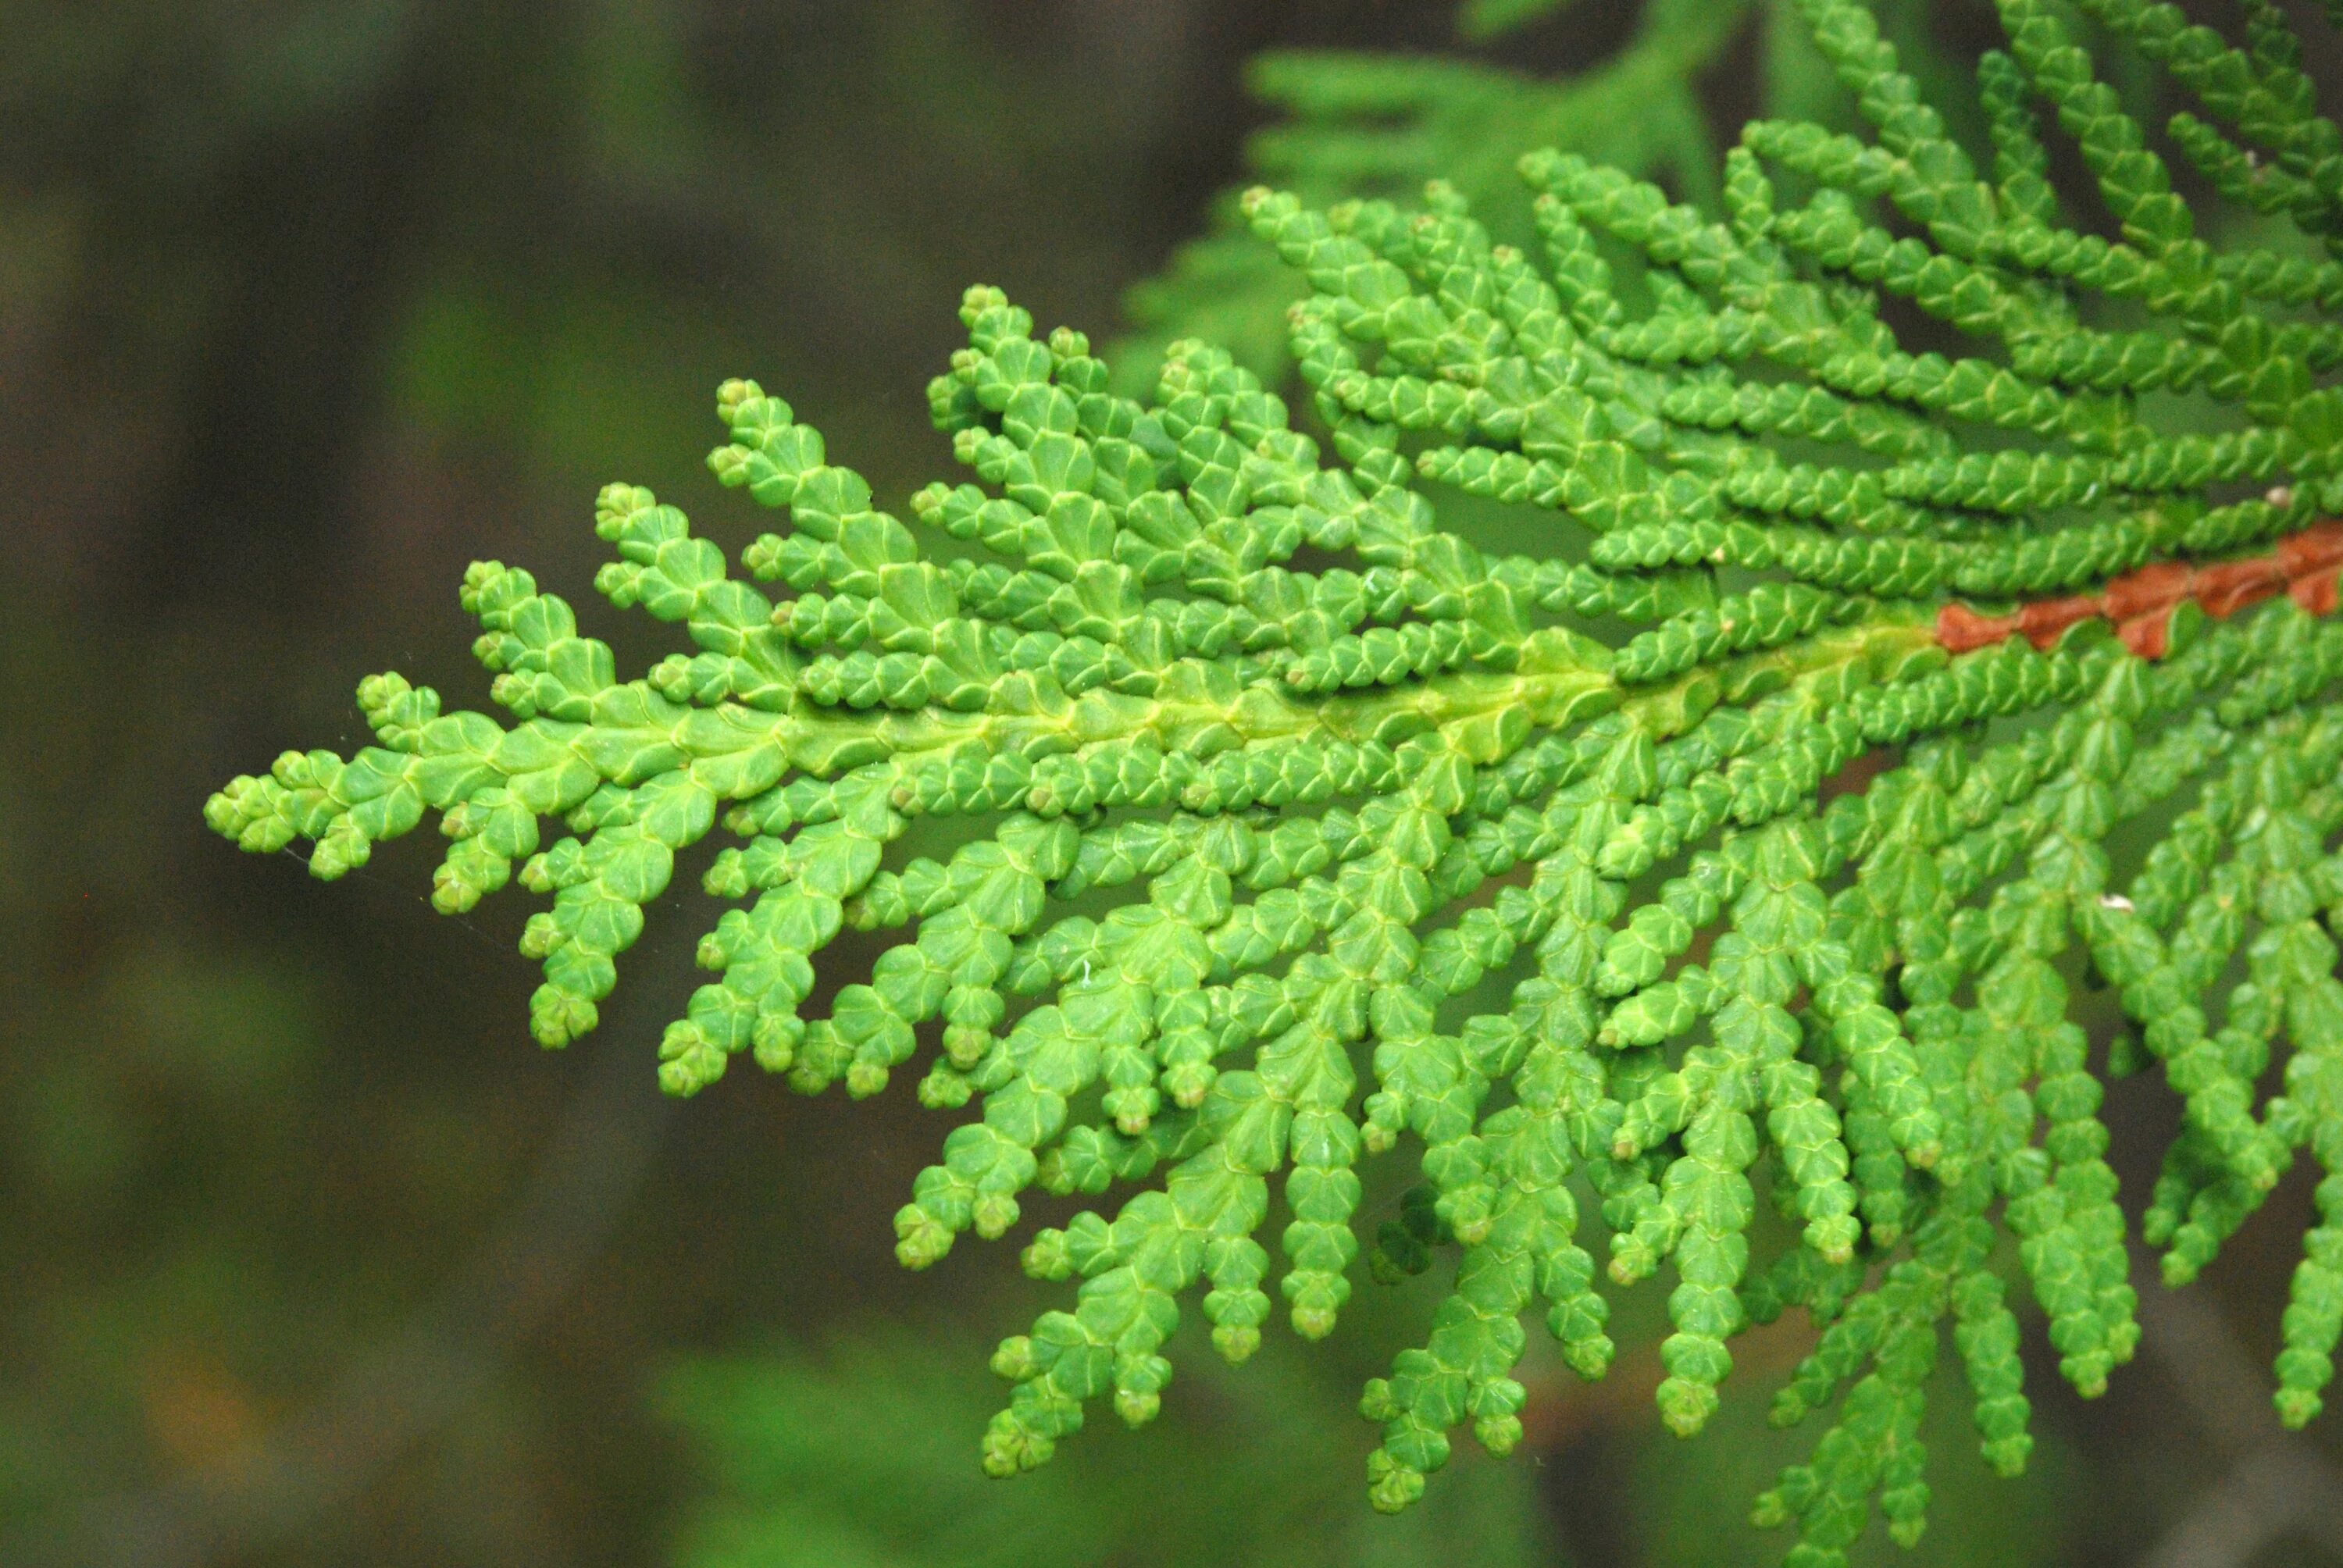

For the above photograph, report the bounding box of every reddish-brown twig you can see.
[1935,520,2343,661]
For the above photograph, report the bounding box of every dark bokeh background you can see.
[4,2,2341,1565]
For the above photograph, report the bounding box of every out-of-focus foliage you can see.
[658,1309,2074,1567]
[661,1326,1556,1568]
[1459,0,1570,45]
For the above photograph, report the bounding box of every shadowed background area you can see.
[3,2,2341,1564]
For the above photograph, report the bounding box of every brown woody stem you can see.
[1935,520,2343,660]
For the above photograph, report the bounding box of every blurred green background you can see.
[4,2,2341,1564]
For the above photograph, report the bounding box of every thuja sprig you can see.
[211,0,2343,1559]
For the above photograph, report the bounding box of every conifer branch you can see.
[210,0,2343,1558]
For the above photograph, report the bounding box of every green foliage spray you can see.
[209,0,2343,1559]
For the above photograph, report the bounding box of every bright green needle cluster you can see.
[211,0,2343,1559]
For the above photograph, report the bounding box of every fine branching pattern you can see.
[211,0,2343,1560]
